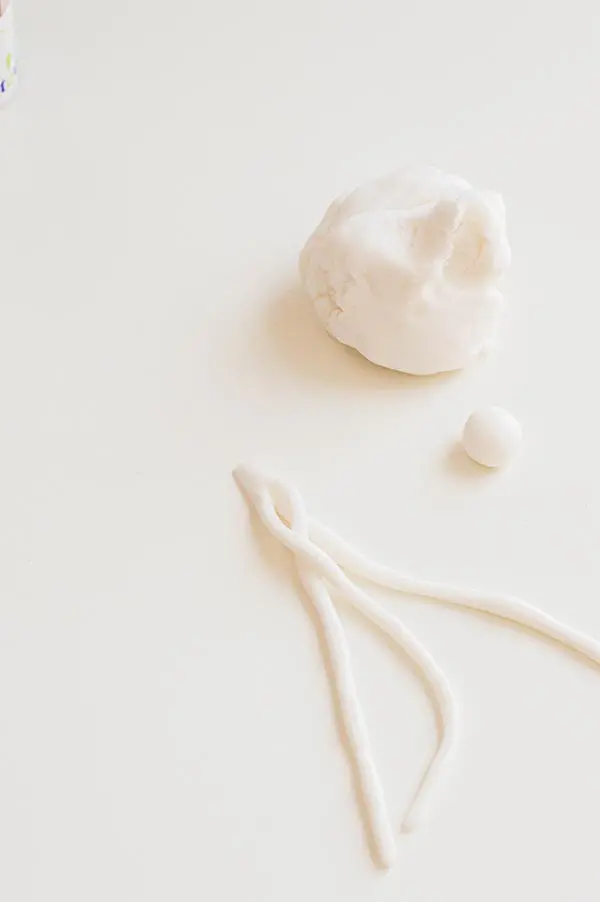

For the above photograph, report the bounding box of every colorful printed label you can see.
[0,6,17,104]
[0,50,16,94]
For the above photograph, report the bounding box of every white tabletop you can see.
[1,1,600,899]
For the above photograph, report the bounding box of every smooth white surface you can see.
[1,2,600,900]
[462,406,522,468]
[300,165,510,374]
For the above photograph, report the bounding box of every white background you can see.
[1,1,599,899]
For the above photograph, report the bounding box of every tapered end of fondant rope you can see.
[377,836,397,871]
[234,465,297,526]
[401,808,425,834]
[233,464,259,496]
[234,465,277,505]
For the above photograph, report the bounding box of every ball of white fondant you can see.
[462,406,522,468]
[299,165,511,376]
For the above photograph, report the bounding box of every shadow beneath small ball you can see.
[444,441,494,480]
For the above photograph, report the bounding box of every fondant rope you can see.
[235,465,600,868]
[235,466,458,867]
[309,518,600,666]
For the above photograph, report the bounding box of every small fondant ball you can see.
[462,406,522,468]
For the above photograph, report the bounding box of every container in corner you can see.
[0,3,17,108]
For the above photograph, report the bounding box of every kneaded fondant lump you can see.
[299,165,511,375]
